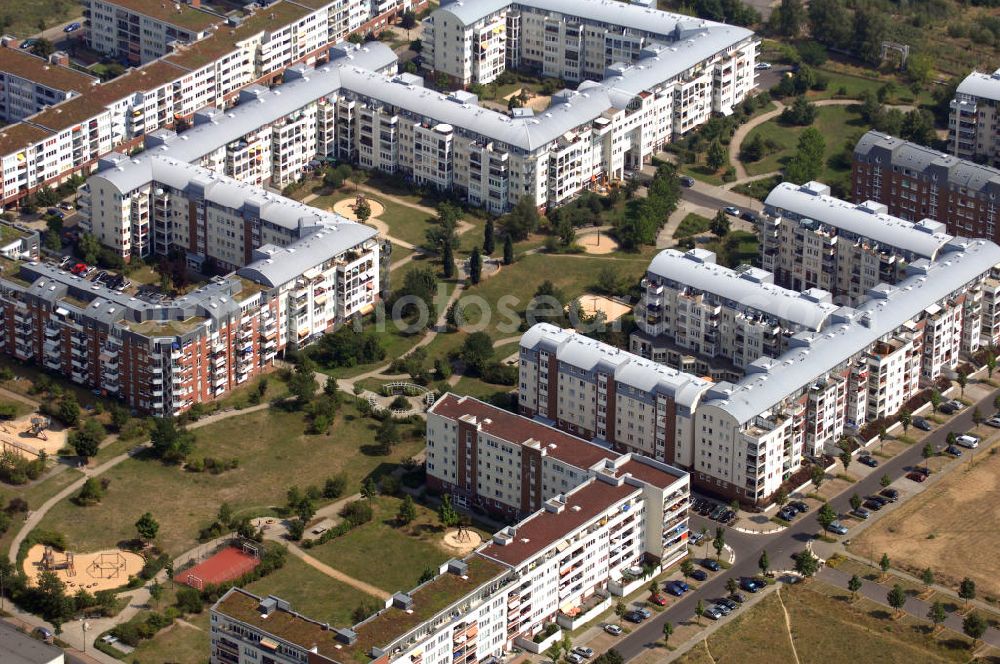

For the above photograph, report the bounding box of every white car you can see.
[955,434,980,449]
[755,62,772,70]
[604,624,623,636]
[573,647,595,659]
[985,416,1000,428]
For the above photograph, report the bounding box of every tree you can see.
[361,477,378,501]
[810,465,825,489]
[839,448,852,472]
[501,196,540,241]
[149,581,163,608]
[469,246,482,284]
[901,109,935,146]
[817,502,837,531]
[963,611,988,649]
[392,265,439,330]
[987,352,997,380]
[930,390,942,413]
[461,331,495,376]
[887,584,907,618]
[784,125,824,183]
[973,406,984,427]
[879,553,891,579]
[662,621,674,647]
[959,577,976,607]
[442,241,456,279]
[56,395,80,428]
[480,218,496,255]
[545,642,563,664]
[878,426,888,454]
[438,494,460,528]
[921,568,935,593]
[808,0,851,51]
[400,9,417,31]
[288,358,317,406]
[849,493,862,512]
[848,574,862,601]
[957,371,968,397]
[135,512,159,542]
[150,417,195,463]
[712,527,726,560]
[710,210,730,238]
[694,599,705,625]
[726,578,739,595]
[928,601,947,633]
[880,473,892,488]
[70,419,106,459]
[503,234,514,265]
[376,418,401,452]
[922,443,934,466]
[397,495,417,526]
[354,198,372,224]
[774,487,789,507]
[739,133,765,163]
[78,233,101,265]
[706,139,726,172]
[324,475,347,499]
[758,550,769,577]
[680,559,694,579]
[794,549,819,578]
[75,477,104,505]
[771,0,804,36]
[614,599,627,618]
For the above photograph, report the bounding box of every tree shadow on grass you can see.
[869,608,892,621]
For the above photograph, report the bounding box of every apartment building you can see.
[630,247,838,377]
[0,46,98,123]
[211,450,689,664]
[759,181,954,303]
[852,130,1000,243]
[518,323,712,465]
[0,213,378,416]
[949,68,1000,166]
[84,0,221,65]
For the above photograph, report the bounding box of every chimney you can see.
[49,51,70,66]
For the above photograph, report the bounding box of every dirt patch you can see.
[578,231,619,255]
[851,435,1000,598]
[23,544,145,593]
[441,528,483,555]
[0,415,67,457]
[332,198,386,222]
[575,293,631,322]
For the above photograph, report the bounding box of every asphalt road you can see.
[613,388,998,661]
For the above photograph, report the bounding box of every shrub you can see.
[341,500,373,527]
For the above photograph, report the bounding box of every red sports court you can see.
[177,545,260,590]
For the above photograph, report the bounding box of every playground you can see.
[575,293,631,323]
[578,230,619,255]
[0,415,65,458]
[23,544,145,593]
[441,525,483,555]
[332,195,386,223]
[176,543,261,590]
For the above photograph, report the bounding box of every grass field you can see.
[676,582,980,664]
[1,0,83,38]
[311,190,434,249]
[307,495,466,594]
[37,404,423,556]
[740,105,866,184]
[129,611,210,664]
[245,554,369,625]
[733,175,784,202]
[674,213,712,239]
[850,429,1000,600]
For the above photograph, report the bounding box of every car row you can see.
[777,499,809,522]
[57,257,131,290]
[938,399,965,415]
[692,499,736,524]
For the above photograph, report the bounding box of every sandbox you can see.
[23,544,145,593]
[576,293,631,322]
[578,231,619,254]
[441,528,483,555]
[332,198,386,222]
[0,415,67,458]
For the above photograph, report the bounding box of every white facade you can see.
[83,0,220,64]
[949,68,1000,166]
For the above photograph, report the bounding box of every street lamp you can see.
[81,620,89,653]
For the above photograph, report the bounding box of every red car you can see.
[906,472,927,483]
[650,594,668,606]
[71,262,87,275]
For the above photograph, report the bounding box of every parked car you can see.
[986,416,1000,428]
[71,262,87,275]
[912,416,932,431]
[704,606,723,620]
[64,21,82,32]
[650,594,668,606]
[955,434,979,449]
[604,624,623,636]
[718,597,738,612]
[946,399,964,410]
[713,602,732,616]
[939,403,959,415]
[20,39,38,50]
[867,495,889,508]
[723,206,740,216]
[740,577,763,593]
[702,559,721,572]
[623,611,644,624]
[850,507,870,520]
[789,500,809,514]
[573,647,595,659]
[57,202,74,211]
[907,471,927,483]
[664,581,686,596]
[709,505,726,520]
[755,62,772,70]
[827,521,849,535]
[719,509,736,524]
[740,211,756,222]
[858,455,878,468]
[861,499,882,512]
[690,569,708,581]
[778,506,797,521]
[58,256,71,268]
[46,207,65,220]
[636,607,652,619]
[567,654,584,664]
[879,488,899,502]
[945,444,963,456]
[33,627,53,642]
[680,176,695,187]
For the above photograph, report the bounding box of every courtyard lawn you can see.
[310,190,435,250]
[244,554,369,626]
[307,495,457,594]
[673,213,712,239]
[129,611,211,664]
[36,404,423,557]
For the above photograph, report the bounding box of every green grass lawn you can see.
[307,495,456,594]
[674,213,712,238]
[679,162,726,186]
[2,0,83,37]
[0,466,84,559]
[701,230,759,268]
[129,610,210,664]
[245,554,369,626]
[740,105,867,184]
[733,175,784,202]
[37,404,423,556]
[310,190,434,249]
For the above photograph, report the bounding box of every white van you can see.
[955,434,980,449]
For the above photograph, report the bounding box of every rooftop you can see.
[479,477,639,567]
[429,393,617,469]
[764,181,954,260]
[0,123,53,157]
[28,60,187,131]
[615,456,686,489]
[164,1,311,69]
[956,68,1000,102]
[647,248,837,330]
[0,47,98,93]
[93,0,222,30]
